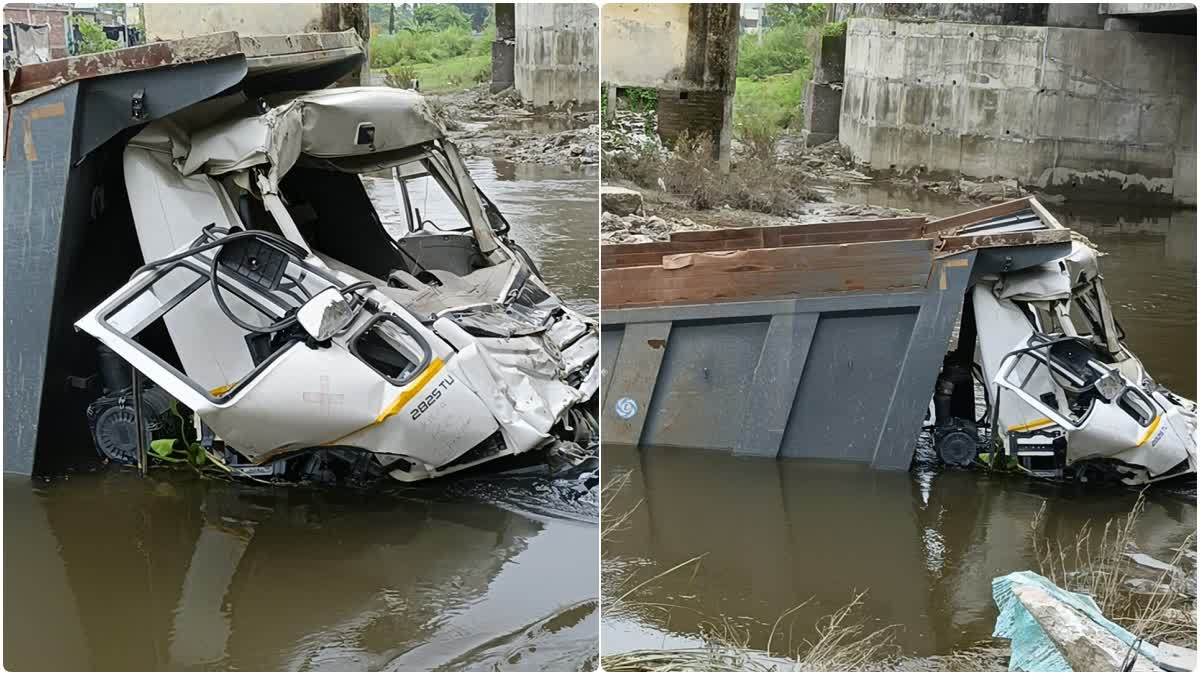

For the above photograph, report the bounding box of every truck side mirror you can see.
[297,288,354,341]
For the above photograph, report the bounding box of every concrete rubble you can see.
[429,84,599,167]
[993,570,1162,672]
[1012,584,1160,671]
[600,212,714,245]
[1156,643,1197,672]
[604,108,1042,218]
[600,185,644,216]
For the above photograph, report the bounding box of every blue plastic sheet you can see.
[992,570,1158,672]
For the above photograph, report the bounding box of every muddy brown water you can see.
[4,157,600,671]
[365,157,600,314]
[601,197,1197,662]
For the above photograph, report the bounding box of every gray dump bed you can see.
[600,197,1075,470]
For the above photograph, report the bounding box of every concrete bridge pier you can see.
[602,3,741,173]
[491,3,515,93]
[806,3,1197,206]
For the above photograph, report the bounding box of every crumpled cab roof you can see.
[178,86,446,188]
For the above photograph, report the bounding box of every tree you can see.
[412,4,470,31]
[71,16,119,54]
[453,4,492,31]
[762,3,828,29]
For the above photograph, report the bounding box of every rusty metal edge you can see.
[8,31,243,103]
[934,228,1074,257]
[922,196,1046,235]
[7,29,365,106]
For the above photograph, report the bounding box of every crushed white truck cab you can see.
[970,240,1195,485]
[76,88,598,482]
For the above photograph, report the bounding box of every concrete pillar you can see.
[319,3,370,85]
[514,3,599,109]
[802,32,846,147]
[491,3,515,93]
[605,82,617,122]
[653,3,740,173]
[1046,3,1105,29]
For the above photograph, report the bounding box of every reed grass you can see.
[1030,492,1196,648]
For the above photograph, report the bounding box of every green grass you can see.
[734,67,810,133]
[377,53,491,94]
[413,54,491,93]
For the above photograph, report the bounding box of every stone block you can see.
[601,186,644,216]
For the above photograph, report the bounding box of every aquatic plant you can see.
[601,591,900,672]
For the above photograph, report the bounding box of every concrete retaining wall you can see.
[515,3,598,109]
[601,3,692,88]
[143,4,326,41]
[832,3,1051,26]
[839,18,1197,205]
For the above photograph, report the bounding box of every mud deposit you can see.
[601,203,1197,667]
[5,159,600,671]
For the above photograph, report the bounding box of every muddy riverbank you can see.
[600,108,1072,242]
[600,201,1198,668]
[5,155,601,671]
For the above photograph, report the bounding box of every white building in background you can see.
[741,2,765,33]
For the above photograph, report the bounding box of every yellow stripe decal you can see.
[375,358,445,424]
[1007,418,1055,433]
[1136,415,1162,447]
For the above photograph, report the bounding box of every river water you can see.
[601,195,1197,663]
[4,157,600,671]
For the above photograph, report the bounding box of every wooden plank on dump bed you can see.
[602,238,936,308]
[936,227,1074,256]
[601,216,927,269]
[668,216,926,242]
[922,197,1034,234]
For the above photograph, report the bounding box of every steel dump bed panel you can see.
[600,198,1074,470]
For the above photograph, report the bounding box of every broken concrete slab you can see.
[601,185,644,216]
[1155,643,1196,672]
[1013,584,1160,671]
[1125,577,1174,595]
[1127,552,1181,575]
[993,570,1160,672]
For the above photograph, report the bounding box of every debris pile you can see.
[917,176,1030,203]
[601,109,659,156]
[427,84,600,167]
[454,123,599,166]
[778,138,873,186]
[601,211,715,245]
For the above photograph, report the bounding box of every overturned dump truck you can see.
[4,31,598,482]
[601,197,1194,486]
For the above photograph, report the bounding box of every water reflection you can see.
[5,471,597,670]
[602,445,1196,657]
[602,190,1197,658]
